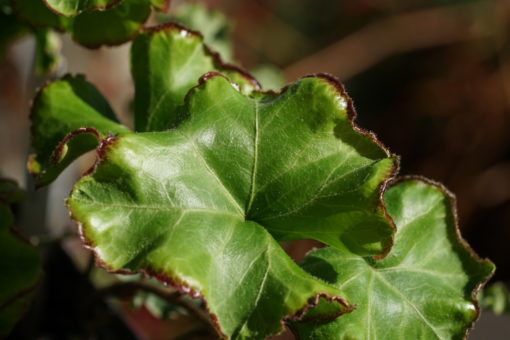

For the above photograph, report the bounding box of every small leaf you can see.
[67,74,397,339]
[480,282,510,315]
[44,0,122,17]
[34,28,61,75]
[0,180,42,336]
[293,178,495,340]
[12,0,72,31]
[131,23,260,132]
[71,0,151,48]
[30,74,129,186]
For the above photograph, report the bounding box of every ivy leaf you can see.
[12,0,72,31]
[30,24,259,186]
[44,0,122,17]
[71,0,151,48]
[0,179,42,336]
[29,74,129,187]
[67,73,397,339]
[12,0,152,48]
[293,178,495,340]
[131,23,260,132]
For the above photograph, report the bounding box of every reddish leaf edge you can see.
[67,135,355,338]
[290,176,495,340]
[41,0,124,17]
[388,176,495,340]
[70,214,354,339]
[142,22,262,91]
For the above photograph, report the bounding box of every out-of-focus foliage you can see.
[0,179,42,337]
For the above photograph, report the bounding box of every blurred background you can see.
[1,0,510,338]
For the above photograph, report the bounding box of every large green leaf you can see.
[131,23,260,132]
[29,74,129,187]
[67,74,397,339]
[44,0,122,17]
[0,179,42,336]
[293,178,495,340]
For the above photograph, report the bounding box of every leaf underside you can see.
[0,180,42,336]
[293,179,495,340]
[66,73,397,339]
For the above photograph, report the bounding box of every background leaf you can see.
[30,74,129,186]
[71,0,151,48]
[293,178,495,340]
[34,28,61,75]
[44,0,122,17]
[131,23,260,132]
[0,180,42,337]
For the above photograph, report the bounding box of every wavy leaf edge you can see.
[390,175,495,338]
[61,71,403,338]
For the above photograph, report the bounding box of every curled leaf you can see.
[293,178,495,340]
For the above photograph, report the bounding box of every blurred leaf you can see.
[480,282,510,315]
[168,2,233,61]
[0,180,42,337]
[71,0,151,48]
[293,179,495,339]
[12,0,151,48]
[34,28,61,75]
[44,0,122,16]
[251,64,285,91]
[131,23,260,132]
[29,75,130,186]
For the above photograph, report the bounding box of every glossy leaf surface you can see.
[30,75,129,186]
[294,179,495,340]
[0,180,42,336]
[131,23,260,132]
[44,0,122,16]
[67,74,397,338]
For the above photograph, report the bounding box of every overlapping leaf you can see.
[65,72,397,339]
[131,23,260,131]
[30,24,261,186]
[293,178,495,340]
[44,0,122,16]
[12,0,164,47]
[0,179,42,336]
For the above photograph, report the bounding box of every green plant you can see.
[1,1,496,339]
